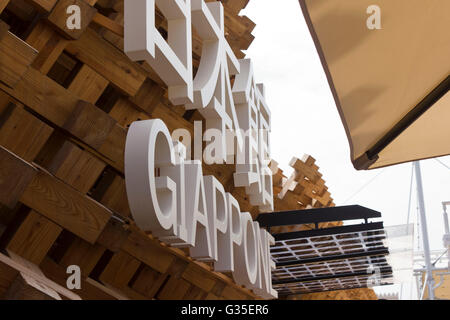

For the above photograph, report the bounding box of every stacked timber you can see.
[0,0,376,300]
[0,0,258,300]
[268,155,340,234]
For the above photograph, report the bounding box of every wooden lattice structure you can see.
[269,155,339,233]
[0,0,377,300]
[0,0,263,300]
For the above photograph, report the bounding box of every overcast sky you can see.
[242,0,450,299]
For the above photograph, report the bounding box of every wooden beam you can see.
[6,210,62,265]
[20,167,112,244]
[0,146,37,209]
[0,30,37,88]
[65,29,146,96]
[23,0,57,12]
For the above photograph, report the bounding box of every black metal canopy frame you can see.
[257,205,394,296]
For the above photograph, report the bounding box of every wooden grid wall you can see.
[0,0,375,300]
[0,0,260,300]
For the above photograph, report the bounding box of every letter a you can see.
[366,5,381,30]
[66,5,81,30]
[66,265,81,289]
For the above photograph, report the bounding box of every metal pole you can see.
[442,202,450,271]
[414,161,435,300]
[442,202,450,235]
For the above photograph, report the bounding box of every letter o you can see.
[233,212,258,287]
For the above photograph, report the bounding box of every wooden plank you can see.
[47,0,97,39]
[130,78,165,115]
[109,97,149,127]
[0,103,54,162]
[0,146,37,208]
[96,217,130,253]
[63,100,117,150]
[157,276,191,300]
[0,259,18,297]
[0,30,38,88]
[182,263,217,293]
[210,280,226,298]
[20,167,112,244]
[221,285,252,300]
[31,31,68,74]
[59,237,105,277]
[122,230,176,274]
[96,172,131,218]
[290,156,321,183]
[24,0,57,12]
[92,12,123,36]
[130,266,166,299]
[0,20,8,38]
[26,21,55,51]
[0,67,78,127]
[205,292,221,300]
[125,226,258,299]
[68,64,109,104]
[46,141,106,193]
[0,67,125,172]
[85,278,129,300]
[222,0,250,14]
[97,124,126,171]
[7,210,62,265]
[183,285,207,300]
[98,250,148,299]
[65,28,146,96]
[0,0,9,14]
[99,251,140,288]
[6,1,39,22]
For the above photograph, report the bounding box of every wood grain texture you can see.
[47,140,106,193]
[20,168,111,244]
[65,28,146,96]
[0,104,53,162]
[7,210,62,265]
[23,0,57,12]
[122,229,176,274]
[0,146,37,208]
[0,20,8,38]
[0,30,37,88]
[68,64,109,104]
[59,237,105,276]
[63,100,117,150]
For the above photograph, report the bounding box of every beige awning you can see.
[299,0,450,170]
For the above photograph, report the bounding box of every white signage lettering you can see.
[125,120,277,298]
[124,0,273,213]
[123,0,278,298]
